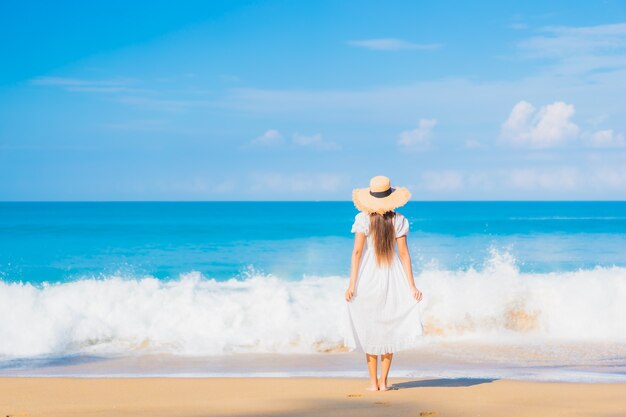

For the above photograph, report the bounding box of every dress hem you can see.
[345,333,424,355]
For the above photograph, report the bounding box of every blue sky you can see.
[1,0,626,200]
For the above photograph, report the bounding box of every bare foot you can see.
[365,384,379,391]
[378,378,390,391]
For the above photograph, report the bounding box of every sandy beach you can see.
[1,377,625,417]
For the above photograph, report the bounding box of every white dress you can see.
[344,211,423,355]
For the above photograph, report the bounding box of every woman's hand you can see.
[410,287,423,302]
[345,287,355,302]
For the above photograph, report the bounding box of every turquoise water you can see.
[3,201,626,283]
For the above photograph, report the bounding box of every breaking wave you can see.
[1,250,625,358]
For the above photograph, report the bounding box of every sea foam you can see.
[1,250,625,358]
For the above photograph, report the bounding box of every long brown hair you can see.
[369,211,396,266]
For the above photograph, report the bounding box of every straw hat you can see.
[352,175,411,215]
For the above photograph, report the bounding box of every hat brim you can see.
[352,186,411,214]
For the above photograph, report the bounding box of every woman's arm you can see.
[345,232,366,302]
[396,235,423,302]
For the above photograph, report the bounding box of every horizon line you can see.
[3,200,626,203]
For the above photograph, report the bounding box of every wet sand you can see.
[2,377,626,417]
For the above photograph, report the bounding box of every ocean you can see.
[1,201,626,381]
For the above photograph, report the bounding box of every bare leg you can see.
[365,354,379,390]
[379,353,393,390]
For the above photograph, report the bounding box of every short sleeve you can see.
[395,213,409,237]
[350,212,369,235]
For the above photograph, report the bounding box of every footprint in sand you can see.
[347,394,362,398]
[419,411,438,416]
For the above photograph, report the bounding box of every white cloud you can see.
[396,164,626,198]
[219,74,240,83]
[508,168,580,190]
[114,96,210,112]
[509,22,528,30]
[417,170,464,192]
[218,72,625,130]
[30,76,139,93]
[246,130,339,150]
[398,119,437,150]
[518,23,626,76]
[103,119,168,132]
[292,133,340,150]
[582,129,626,148]
[500,101,579,148]
[590,166,626,188]
[464,139,484,149]
[249,172,346,194]
[346,38,441,51]
[31,76,122,86]
[250,129,284,146]
[409,165,626,198]
[501,100,625,150]
[151,178,238,196]
[520,23,626,59]
[506,165,626,194]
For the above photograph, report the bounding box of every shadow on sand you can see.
[391,377,497,389]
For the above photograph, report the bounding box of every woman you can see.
[344,175,424,391]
